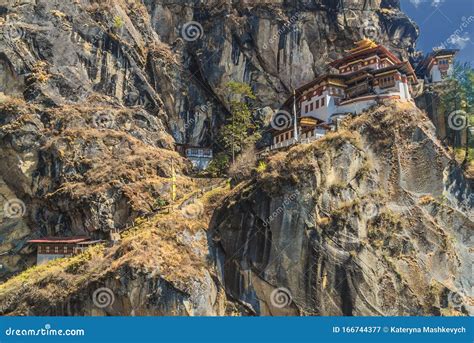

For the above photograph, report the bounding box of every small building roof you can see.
[430,49,459,58]
[27,237,91,244]
[75,240,106,246]
[416,49,459,77]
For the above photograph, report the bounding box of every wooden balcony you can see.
[344,82,371,99]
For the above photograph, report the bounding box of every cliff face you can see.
[3,0,470,318]
[0,0,419,279]
[0,185,231,316]
[210,103,473,316]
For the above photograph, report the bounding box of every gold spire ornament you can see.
[346,38,378,53]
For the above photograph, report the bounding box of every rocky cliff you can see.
[1,101,472,316]
[0,0,420,278]
[1,0,471,317]
[210,102,473,316]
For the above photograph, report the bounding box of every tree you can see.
[228,144,257,183]
[438,62,474,165]
[219,81,260,163]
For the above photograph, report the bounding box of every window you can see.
[305,105,308,113]
[321,98,325,107]
[64,246,68,253]
[54,246,59,253]
[316,100,319,109]
[310,103,313,111]
[46,246,50,253]
[379,75,395,88]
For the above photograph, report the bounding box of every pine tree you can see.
[438,62,474,166]
[219,81,260,163]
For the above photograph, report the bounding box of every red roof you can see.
[329,45,402,69]
[27,236,90,244]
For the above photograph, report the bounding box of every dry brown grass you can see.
[0,183,232,314]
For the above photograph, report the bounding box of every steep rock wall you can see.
[210,103,473,316]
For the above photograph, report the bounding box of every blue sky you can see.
[400,0,474,63]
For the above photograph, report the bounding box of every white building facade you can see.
[269,40,419,151]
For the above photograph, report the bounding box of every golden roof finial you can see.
[346,38,378,53]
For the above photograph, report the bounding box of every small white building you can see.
[185,147,213,170]
[175,144,213,170]
[27,237,92,265]
[419,49,458,84]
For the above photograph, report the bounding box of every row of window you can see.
[340,58,396,74]
[301,130,316,139]
[379,75,395,88]
[340,58,378,73]
[329,87,344,96]
[304,97,326,113]
[274,130,294,143]
[186,148,213,157]
[39,245,70,254]
[438,59,449,65]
